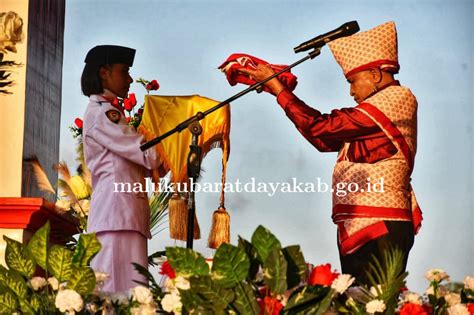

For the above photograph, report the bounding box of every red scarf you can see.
[218,53,297,94]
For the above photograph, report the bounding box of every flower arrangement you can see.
[145,225,474,315]
[1,223,473,314]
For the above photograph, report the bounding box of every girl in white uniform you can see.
[81,45,161,293]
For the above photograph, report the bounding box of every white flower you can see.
[55,289,84,314]
[131,286,153,305]
[425,268,450,282]
[447,304,470,315]
[401,291,422,305]
[369,284,383,297]
[464,276,474,291]
[174,276,190,291]
[110,292,129,305]
[94,272,109,283]
[164,277,176,292]
[161,292,182,314]
[29,277,47,291]
[47,277,59,291]
[445,293,462,306]
[131,303,157,315]
[330,274,355,294]
[366,299,386,314]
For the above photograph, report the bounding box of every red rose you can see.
[128,93,137,106]
[112,97,120,106]
[308,263,339,286]
[146,79,160,91]
[159,261,176,279]
[74,118,83,129]
[125,116,132,123]
[123,98,135,111]
[399,303,428,315]
[258,296,283,315]
[468,303,474,315]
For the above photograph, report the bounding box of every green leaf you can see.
[3,236,35,277]
[180,276,233,314]
[211,243,249,288]
[48,245,74,282]
[67,266,96,295]
[365,247,408,314]
[0,265,8,282]
[314,289,335,315]
[190,275,235,311]
[284,285,330,313]
[232,282,259,315]
[1,269,28,299]
[19,298,36,315]
[263,248,287,294]
[179,289,207,313]
[28,294,41,312]
[27,221,50,270]
[0,291,18,314]
[166,247,209,277]
[72,233,102,267]
[237,236,260,281]
[283,245,306,289]
[251,225,281,263]
[132,262,161,292]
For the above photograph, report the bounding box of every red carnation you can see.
[74,118,83,129]
[399,303,428,315]
[258,296,283,315]
[159,261,176,279]
[308,263,339,286]
[468,303,474,315]
[146,79,160,91]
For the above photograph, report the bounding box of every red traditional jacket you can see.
[276,82,422,255]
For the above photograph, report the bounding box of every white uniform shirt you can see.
[83,94,161,238]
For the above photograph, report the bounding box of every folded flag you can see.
[218,53,298,93]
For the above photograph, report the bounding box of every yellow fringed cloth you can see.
[138,95,231,248]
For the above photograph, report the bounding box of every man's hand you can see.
[238,64,285,96]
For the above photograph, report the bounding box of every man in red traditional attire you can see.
[239,21,422,284]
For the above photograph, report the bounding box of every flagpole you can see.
[140,48,321,249]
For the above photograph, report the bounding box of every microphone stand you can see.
[140,48,321,249]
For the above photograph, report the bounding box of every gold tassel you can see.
[168,192,200,241]
[208,206,230,249]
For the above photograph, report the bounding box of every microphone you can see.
[294,21,360,53]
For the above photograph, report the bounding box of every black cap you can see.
[84,45,135,66]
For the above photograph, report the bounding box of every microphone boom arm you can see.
[140,48,321,151]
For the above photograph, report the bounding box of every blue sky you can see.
[61,0,473,291]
